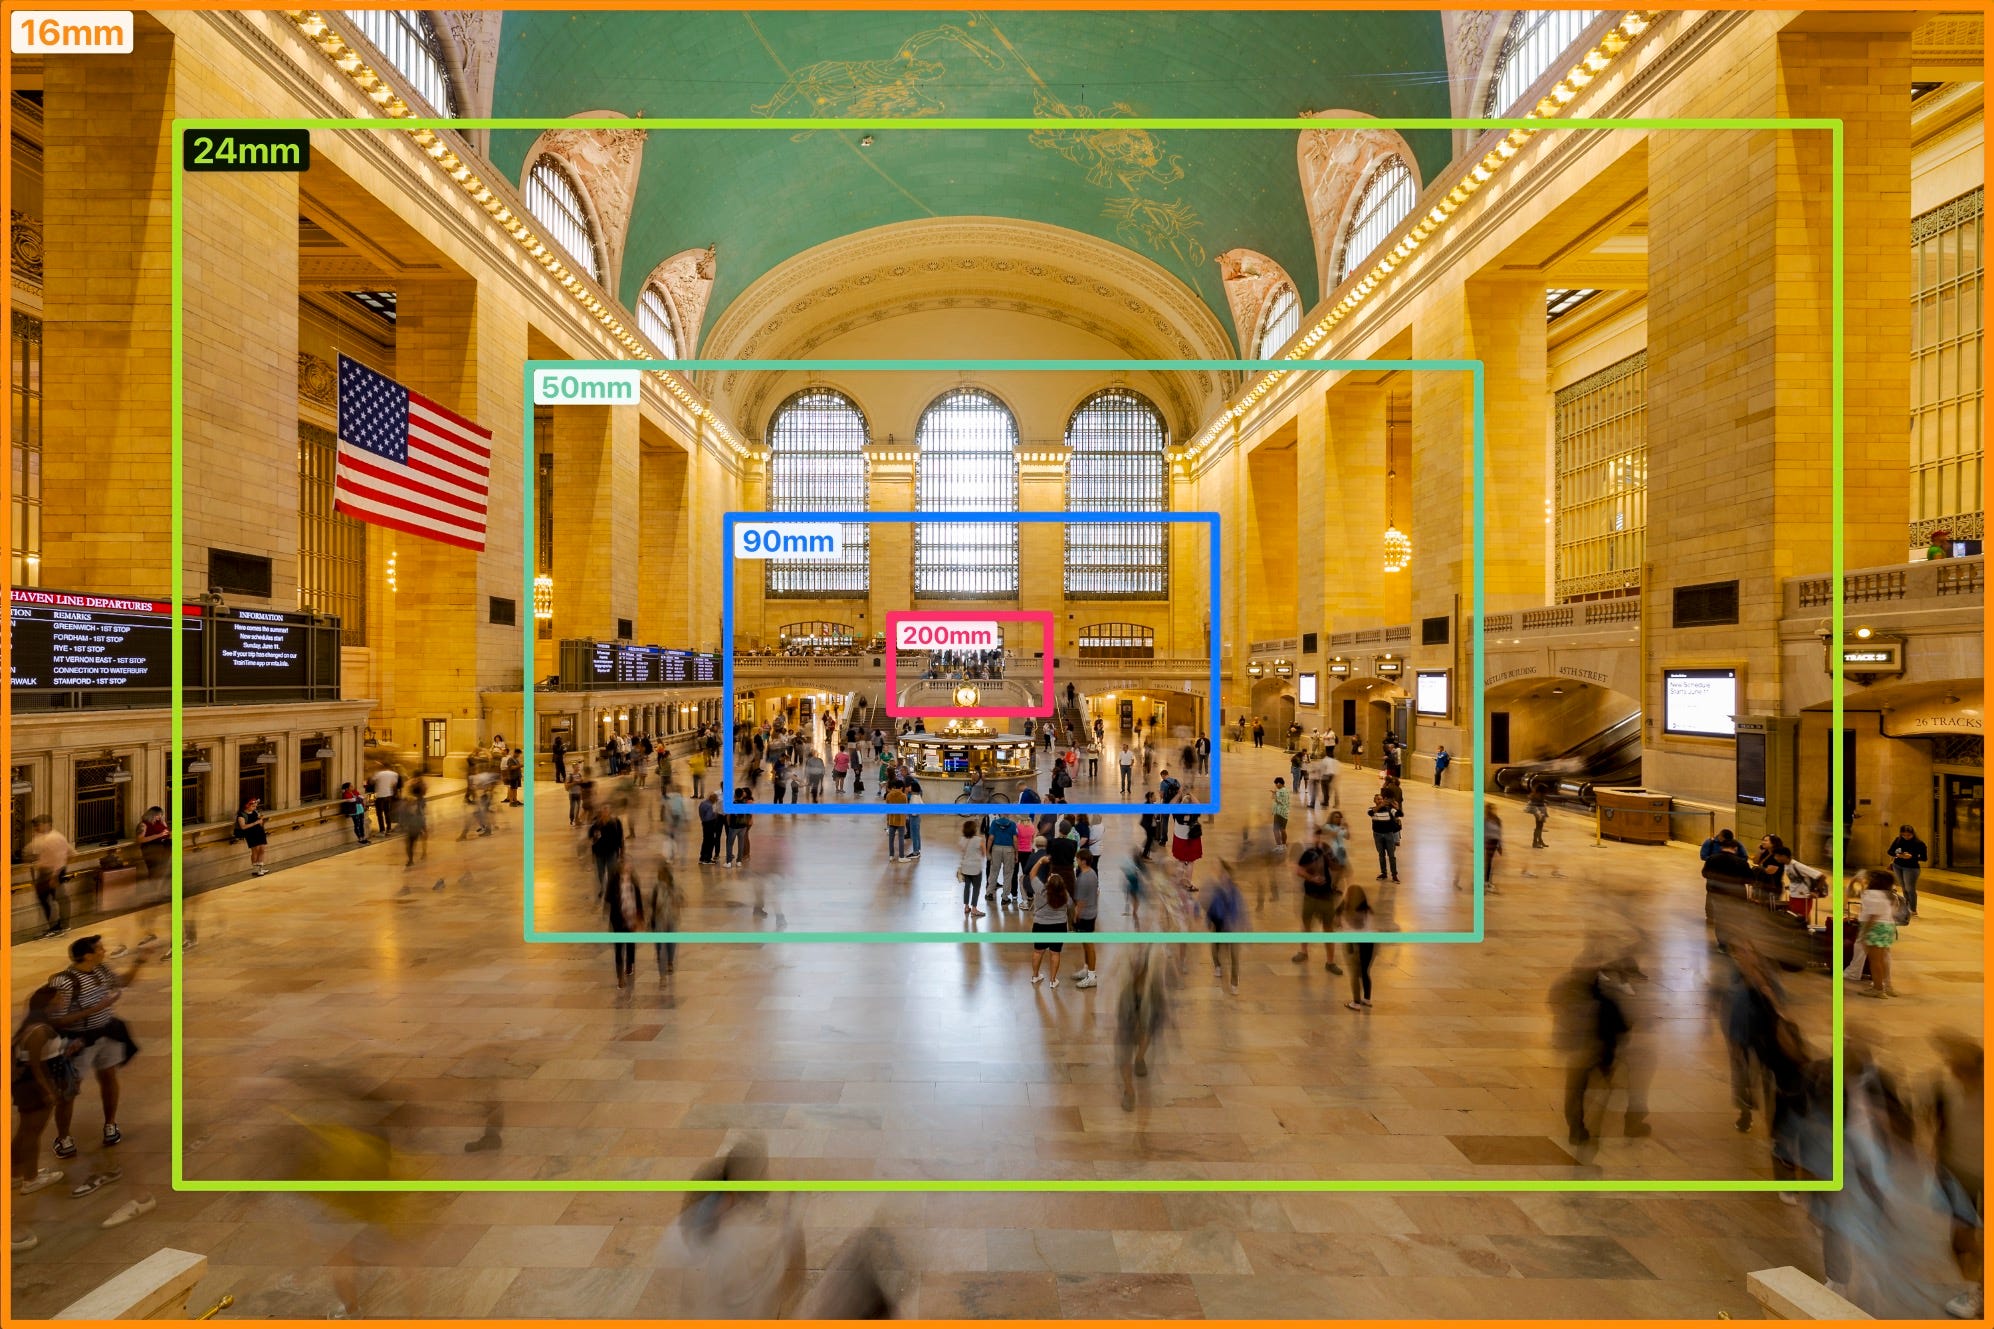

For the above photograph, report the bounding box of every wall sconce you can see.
[386,550,399,593]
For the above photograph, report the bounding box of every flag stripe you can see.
[336,438,488,501]
[334,486,486,546]
[335,445,488,518]
[331,477,484,540]
[409,396,494,460]
[333,495,486,552]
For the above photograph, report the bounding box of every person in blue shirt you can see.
[1432,746,1452,787]
[985,813,1020,902]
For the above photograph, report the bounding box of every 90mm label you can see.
[732,523,843,560]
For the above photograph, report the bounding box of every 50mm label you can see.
[732,523,843,560]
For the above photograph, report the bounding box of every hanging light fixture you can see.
[533,574,554,621]
[1382,428,1412,572]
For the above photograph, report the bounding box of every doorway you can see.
[422,718,447,773]
[1341,698,1357,739]
[1489,711,1512,765]
[1943,773,1984,873]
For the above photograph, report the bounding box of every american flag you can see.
[334,354,492,552]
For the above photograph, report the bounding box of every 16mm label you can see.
[12,11,131,52]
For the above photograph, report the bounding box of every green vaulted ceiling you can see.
[487,10,1452,343]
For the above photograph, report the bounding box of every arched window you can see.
[637,286,679,359]
[1255,284,1300,360]
[340,11,455,115]
[1065,389,1169,597]
[765,388,870,597]
[1335,156,1416,289]
[915,388,1019,598]
[1484,10,1604,116]
[524,157,602,283]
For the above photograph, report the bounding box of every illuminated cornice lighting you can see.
[279,9,746,459]
[1184,9,1659,467]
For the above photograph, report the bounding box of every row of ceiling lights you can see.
[1183,10,1659,466]
[281,10,748,458]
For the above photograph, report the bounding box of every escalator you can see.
[1492,713,1641,805]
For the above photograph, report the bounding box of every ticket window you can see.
[10,763,33,863]
[237,742,274,812]
[298,735,332,805]
[73,756,131,847]
[175,748,211,826]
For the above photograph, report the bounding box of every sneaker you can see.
[1778,1191,1799,1206]
[51,1136,75,1160]
[1945,1289,1983,1319]
[1030,974,1043,985]
[11,1232,36,1252]
[1048,978,1059,990]
[1213,964,1223,978]
[1327,963,1344,975]
[1076,974,1098,989]
[99,1196,156,1229]
[103,1124,122,1147]
[1345,1000,1365,1011]
[1376,873,1387,881]
[1290,952,1307,963]
[17,1169,62,1195]
[1229,984,1239,996]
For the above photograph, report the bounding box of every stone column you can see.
[1017,444,1066,651]
[1323,381,1391,631]
[637,434,691,645]
[867,442,915,634]
[1644,22,1911,805]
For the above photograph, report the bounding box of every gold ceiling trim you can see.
[1184,10,1661,464]
[279,10,745,457]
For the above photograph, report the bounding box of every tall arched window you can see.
[524,157,602,283]
[915,388,1019,598]
[1335,156,1416,288]
[1065,389,1168,597]
[637,286,679,359]
[1255,284,1300,359]
[765,388,870,597]
[1484,10,1603,116]
[341,11,456,115]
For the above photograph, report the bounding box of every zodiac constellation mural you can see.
[747,13,1208,272]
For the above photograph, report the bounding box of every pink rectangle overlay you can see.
[884,610,1055,719]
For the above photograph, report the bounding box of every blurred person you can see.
[1168,791,1204,892]
[1339,884,1377,1011]
[607,856,642,992]
[337,783,367,843]
[1715,942,1782,1133]
[651,862,685,988]
[1115,944,1173,1112]
[725,791,754,870]
[588,803,626,899]
[1291,826,1343,974]
[1932,1032,1984,1319]
[1553,949,1648,1146]
[1525,784,1550,852]
[800,1229,900,1319]
[1270,777,1292,848]
[11,984,81,1251]
[24,815,73,938]
[368,762,400,835]
[1483,806,1504,893]
[675,1139,804,1319]
[400,774,430,867]
[697,791,722,864]
[1204,860,1246,995]
[49,933,163,1174]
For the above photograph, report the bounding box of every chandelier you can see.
[533,573,553,620]
[1382,462,1411,573]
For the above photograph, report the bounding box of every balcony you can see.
[1786,554,1983,616]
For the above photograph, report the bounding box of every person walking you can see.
[606,857,642,992]
[1932,1032,1985,1319]
[400,775,429,867]
[1886,825,1927,916]
[1010,814,1038,907]
[1483,806,1504,893]
[1339,884,1377,1010]
[501,749,523,806]
[49,934,160,1169]
[588,804,626,899]
[1195,733,1211,775]
[1526,784,1550,849]
[1432,746,1452,787]
[1367,792,1402,883]
[1855,867,1904,998]
[1554,952,1648,1146]
[369,764,400,836]
[956,819,988,921]
[1291,828,1343,974]
[985,812,1019,908]
[1115,945,1171,1112]
[724,794,753,869]
[24,816,74,938]
[884,782,910,862]
[805,751,826,802]
[233,796,270,877]
[11,982,84,1252]
[1270,778,1292,849]
[651,862,684,988]
[1205,861,1246,995]
[1169,794,1204,893]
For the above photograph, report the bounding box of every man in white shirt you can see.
[368,765,401,836]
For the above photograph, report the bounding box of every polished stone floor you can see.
[8,737,1982,1319]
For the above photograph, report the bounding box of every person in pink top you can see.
[832,747,851,794]
[1008,816,1037,908]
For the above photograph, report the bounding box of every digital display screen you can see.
[660,649,691,683]
[1415,670,1449,717]
[212,609,311,689]
[615,646,659,685]
[1297,672,1318,706]
[9,590,202,695]
[1735,729,1767,806]
[561,640,722,689]
[694,653,719,683]
[1664,668,1738,737]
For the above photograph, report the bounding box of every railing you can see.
[1788,554,1983,614]
[1477,599,1641,640]
[1327,625,1414,649]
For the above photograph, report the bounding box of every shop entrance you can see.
[1943,773,1983,873]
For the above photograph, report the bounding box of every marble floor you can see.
[7,738,1982,1319]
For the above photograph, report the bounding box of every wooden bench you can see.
[1748,1267,1871,1320]
[55,1247,208,1320]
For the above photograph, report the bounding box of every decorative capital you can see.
[10,210,43,285]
